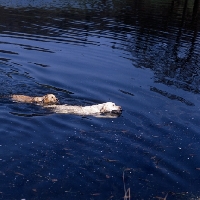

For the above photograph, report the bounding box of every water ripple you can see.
[0,1,200,199]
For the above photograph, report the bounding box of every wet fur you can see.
[11,94,122,118]
[11,94,58,105]
[45,102,122,117]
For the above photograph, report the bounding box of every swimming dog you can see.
[11,94,58,105]
[45,102,122,117]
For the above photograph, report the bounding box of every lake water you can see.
[0,0,200,199]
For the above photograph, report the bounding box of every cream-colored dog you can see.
[11,94,58,105]
[45,102,122,117]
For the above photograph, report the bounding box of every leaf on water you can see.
[66,153,73,156]
[15,172,24,176]
[106,175,110,178]
[105,158,118,162]
[91,193,100,196]
[121,130,129,133]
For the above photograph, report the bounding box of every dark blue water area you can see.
[0,0,200,199]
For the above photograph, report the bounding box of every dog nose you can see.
[56,98,60,104]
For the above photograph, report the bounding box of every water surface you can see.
[0,0,200,199]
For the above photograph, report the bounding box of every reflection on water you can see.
[0,0,200,199]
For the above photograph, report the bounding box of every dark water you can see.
[0,0,200,199]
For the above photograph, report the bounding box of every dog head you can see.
[42,94,58,104]
[100,102,122,115]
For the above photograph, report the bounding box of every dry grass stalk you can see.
[124,188,131,200]
[123,169,131,200]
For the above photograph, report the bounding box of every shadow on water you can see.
[125,0,200,94]
[0,0,200,199]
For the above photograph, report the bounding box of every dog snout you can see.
[111,107,122,115]
[118,106,122,112]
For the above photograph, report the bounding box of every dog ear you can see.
[100,104,106,113]
[41,95,48,104]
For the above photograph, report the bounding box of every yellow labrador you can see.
[45,102,122,117]
[11,94,58,105]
